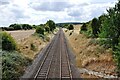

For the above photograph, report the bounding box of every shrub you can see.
[67,24,74,30]
[45,26,50,33]
[91,18,100,37]
[114,42,120,76]
[30,43,36,51]
[1,32,17,51]
[69,32,73,36]
[36,27,44,35]
[9,24,22,30]
[2,27,14,31]
[45,37,50,42]
[22,24,32,30]
[0,31,2,49]
[65,30,68,32]
[81,23,87,31]
[2,51,32,80]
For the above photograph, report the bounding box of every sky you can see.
[0,0,118,27]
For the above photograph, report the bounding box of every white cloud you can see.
[30,1,72,11]
[0,0,118,27]
[67,1,118,22]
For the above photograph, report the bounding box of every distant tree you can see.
[63,24,69,28]
[81,23,87,31]
[32,25,36,29]
[9,24,22,30]
[39,24,44,26]
[91,18,100,37]
[46,20,55,31]
[22,24,32,30]
[67,24,74,30]
[36,27,44,35]
[2,27,14,31]
[45,26,50,33]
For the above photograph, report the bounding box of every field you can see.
[6,30,35,42]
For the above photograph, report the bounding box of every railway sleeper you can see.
[62,76,71,78]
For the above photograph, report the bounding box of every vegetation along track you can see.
[22,28,81,79]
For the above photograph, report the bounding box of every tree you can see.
[67,24,74,30]
[81,23,87,31]
[46,20,55,31]
[1,32,17,51]
[45,26,50,33]
[91,18,100,37]
[99,4,120,47]
[9,24,22,30]
[63,24,69,28]
[36,27,44,35]
[98,1,120,76]
[22,24,32,30]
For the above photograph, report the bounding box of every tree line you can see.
[59,23,74,30]
[35,20,56,35]
[2,24,33,31]
[2,19,56,32]
[80,0,120,76]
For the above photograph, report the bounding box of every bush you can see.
[36,27,44,35]
[9,24,22,30]
[67,24,74,30]
[0,31,2,49]
[65,30,68,32]
[45,37,50,42]
[2,51,32,80]
[45,26,50,33]
[81,23,87,31]
[9,24,33,30]
[114,42,120,76]
[30,43,36,51]
[1,32,17,51]
[22,24,32,30]
[69,32,73,36]
[91,18,100,37]
[2,27,14,31]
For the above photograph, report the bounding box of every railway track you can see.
[33,28,73,79]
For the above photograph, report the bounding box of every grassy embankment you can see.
[64,25,117,78]
[1,20,58,79]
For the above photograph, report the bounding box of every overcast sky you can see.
[0,0,118,27]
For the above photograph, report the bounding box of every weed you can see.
[30,43,36,51]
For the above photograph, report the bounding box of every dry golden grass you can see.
[6,30,49,59]
[64,24,117,76]
[6,30,35,43]
[18,35,46,59]
[6,29,58,60]
[80,73,99,79]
